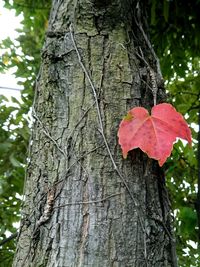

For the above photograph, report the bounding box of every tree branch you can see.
[0,232,18,246]
[0,86,22,91]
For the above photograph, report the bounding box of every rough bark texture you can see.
[13,0,177,266]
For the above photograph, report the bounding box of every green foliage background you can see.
[0,0,199,266]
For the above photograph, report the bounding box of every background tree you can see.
[0,0,199,266]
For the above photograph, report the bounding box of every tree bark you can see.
[13,0,178,266]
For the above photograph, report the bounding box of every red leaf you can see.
[118,103,192,166]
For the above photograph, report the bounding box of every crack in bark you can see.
[77,170,89,267]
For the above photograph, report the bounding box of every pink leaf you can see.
[118,103,192,166]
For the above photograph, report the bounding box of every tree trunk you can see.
[13,1,178,266]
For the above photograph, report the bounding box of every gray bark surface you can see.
[13,1,177,266]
